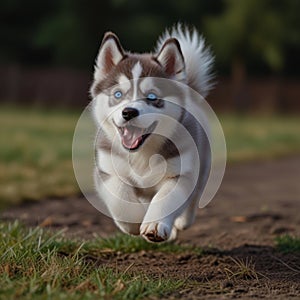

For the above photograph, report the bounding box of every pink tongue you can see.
[122,127,144,149]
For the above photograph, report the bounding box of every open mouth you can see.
[116,122,157,151]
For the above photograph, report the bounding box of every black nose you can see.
[122,107,139,121]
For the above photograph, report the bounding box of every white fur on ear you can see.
[156,38,185,79]
[94,32,124,81]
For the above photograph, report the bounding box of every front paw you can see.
[140,222,172,243]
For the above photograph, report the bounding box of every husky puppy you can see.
[91,24,214,242]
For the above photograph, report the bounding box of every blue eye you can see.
[147,93,157,101]
[114,91,123,99]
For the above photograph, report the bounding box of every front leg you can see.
[140,176,193,242]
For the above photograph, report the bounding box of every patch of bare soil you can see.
[2,157,300,299]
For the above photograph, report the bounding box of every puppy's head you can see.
[91,32,187,151]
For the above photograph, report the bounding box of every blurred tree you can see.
[0,0,56,65]
[0,0,299,77]
[1,0,221,68]
[204,0,300,111]
[278,0,300,77]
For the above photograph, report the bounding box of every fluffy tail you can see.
[156,24,214,97]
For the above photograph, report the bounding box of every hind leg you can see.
[114,221,141,235]
[174,196,198,230]
[94,172,146,235]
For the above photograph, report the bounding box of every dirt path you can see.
[2,157,300,299]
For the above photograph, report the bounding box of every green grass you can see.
[220,114,300,162]
[91,232,202,254]
[275,235,300,253]
[1,106,300,207]
[0,221,186,300]
[0,106,80,207]
[224,257,260,280]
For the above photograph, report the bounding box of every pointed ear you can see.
[156,38,185,78]
[94,32,125,80]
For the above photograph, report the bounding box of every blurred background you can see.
[1,0,300,208]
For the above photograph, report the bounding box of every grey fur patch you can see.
[133,186,155,201]
[96,130,112,153]
[95,128,124,159]
[159,137,180,160]
[91,54,166,97]
[96,168,111,182]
